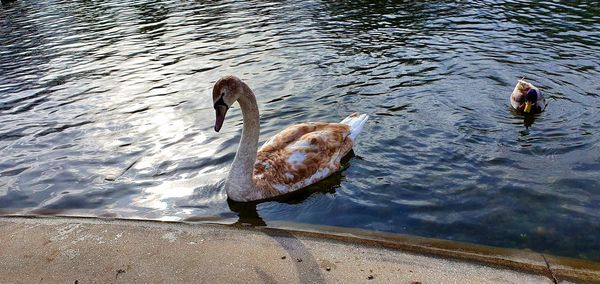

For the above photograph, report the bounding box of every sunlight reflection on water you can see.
[1,0,599,260]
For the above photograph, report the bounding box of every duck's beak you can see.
[524,101,533,113]
[214,105,228,132]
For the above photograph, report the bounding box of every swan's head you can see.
[212,75,243,132]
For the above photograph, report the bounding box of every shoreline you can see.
[1,216,599,283]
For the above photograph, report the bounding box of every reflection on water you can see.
[1,0,600,260]
[522,114,537,129]
[510,108,540,130]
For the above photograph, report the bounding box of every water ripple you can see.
[1,0,599,261]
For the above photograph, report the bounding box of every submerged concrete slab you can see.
[0,217,596,283]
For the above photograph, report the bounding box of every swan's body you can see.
[510,79,545,113]
[212,75,368,202]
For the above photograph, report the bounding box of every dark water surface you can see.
[1,0,599,260]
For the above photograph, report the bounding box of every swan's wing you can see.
[254,122,352,196]
[258,122,340,151]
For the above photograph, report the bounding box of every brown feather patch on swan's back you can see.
[253,122,352,196]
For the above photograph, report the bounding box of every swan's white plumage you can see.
[341,113,369,141]
[287,151,306,166]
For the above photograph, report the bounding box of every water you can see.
[1,0,599,260]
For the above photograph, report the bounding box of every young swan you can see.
[212,75,368,202]
[510,79,546,114]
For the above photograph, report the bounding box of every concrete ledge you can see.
[0,216,598,283]
[261,221,600,283]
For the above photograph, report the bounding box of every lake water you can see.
[1,0,599,261]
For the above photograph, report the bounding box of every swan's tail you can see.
[341,112,369,141]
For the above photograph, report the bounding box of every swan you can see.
[510,79,546,114]
[212,75,369,202]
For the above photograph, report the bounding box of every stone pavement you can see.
[1,217,598,283]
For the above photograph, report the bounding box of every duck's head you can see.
[523,88,539,113]
[212,76,243,132]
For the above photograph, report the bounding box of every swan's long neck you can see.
[225,84,262,201]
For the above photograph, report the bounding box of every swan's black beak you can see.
[214,96,229,132]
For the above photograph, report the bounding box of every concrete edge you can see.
[249,221,600,283]
[2,215,599,283]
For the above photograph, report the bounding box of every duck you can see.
[212,75,369,202]
[510,79,546,114]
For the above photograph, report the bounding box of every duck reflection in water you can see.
[510,108,540,134]
[227,152,355,226]
[523,113,538,128]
